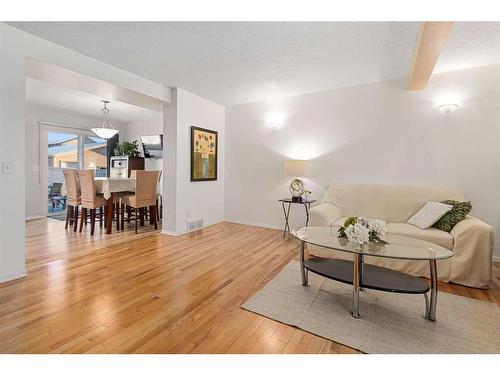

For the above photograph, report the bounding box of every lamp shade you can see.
[284,160,311,177]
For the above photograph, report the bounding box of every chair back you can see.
[134,170,160,205]
[62,170,79,200]
[77,169,97,205]
[50,182,63,196]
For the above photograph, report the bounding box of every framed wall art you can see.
[190,126,218,182]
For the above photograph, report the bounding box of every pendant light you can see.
[91,100,119,139]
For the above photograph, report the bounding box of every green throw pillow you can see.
[432,200,472,232]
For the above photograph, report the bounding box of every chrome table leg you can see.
[359,254,364,291]
[352,254,360,318]
[424,293,430,318]
[425,259,438,321]
[299,241,308,286]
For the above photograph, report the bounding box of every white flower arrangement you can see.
[343,223,370,245]
[338,216,387,245]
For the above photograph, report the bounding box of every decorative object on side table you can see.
[337,216,388,245]
[191,126,218,181]
[284,160,311,202]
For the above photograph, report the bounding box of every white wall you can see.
[225,64,500,256]
[163,88,225,234]
[25,104,129,219]
[0,23,170,283]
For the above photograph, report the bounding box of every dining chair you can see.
[128,169,162,224]
[62,169,80,232]
[121,170,160,233]
[49,182,66,211]
[124,169,157,225]
[77,169,107,236]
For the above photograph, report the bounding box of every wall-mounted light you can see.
[438,103,459,113]
[265,111,286,129]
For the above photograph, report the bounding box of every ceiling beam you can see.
[408,22,454,90]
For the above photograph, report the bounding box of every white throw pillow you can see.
[407,202,454,229]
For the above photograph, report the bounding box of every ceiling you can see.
[10,22,500,106]
[26,77,162,124]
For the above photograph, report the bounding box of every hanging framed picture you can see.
[190,126,218,182]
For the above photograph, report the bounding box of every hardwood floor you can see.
[0,218,498,353]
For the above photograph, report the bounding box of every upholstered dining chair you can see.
[128,169,162,224]
[121,170,160,233]
[62,169,80,232]
[77,169,107,236]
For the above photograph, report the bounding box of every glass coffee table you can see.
[292,226,453,320]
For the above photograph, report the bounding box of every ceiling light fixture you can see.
[438,103,459,113]
[91,100,119,139]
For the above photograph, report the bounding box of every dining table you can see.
[62,176,136,234]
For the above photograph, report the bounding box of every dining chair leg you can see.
[116,202,120,231]
[99,207,103,228]
[73,206,79,232]
[153,205,158,230]
[90,209,96,236]
[149,206,154,225]
[120,203,125,230]
[106,197,113,235]
[156,198,160,221]
[140,208,145,226]
[127,206,131,223]
[65,205,72,229]
[135,208,138,234]
[79,208,86,233]
[70,206,76,225]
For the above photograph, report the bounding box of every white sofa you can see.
[308,184,494,289]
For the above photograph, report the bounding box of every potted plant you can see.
[114,141,140,157]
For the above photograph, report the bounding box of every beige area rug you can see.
[242,261,500,353]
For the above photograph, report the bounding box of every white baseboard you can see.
[161,229,185,236]
[161,219,225,236]
[25,215,45,221]
[224,218,282,231]
[0,271,27,284]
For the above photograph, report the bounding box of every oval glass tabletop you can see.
[291,226,453,261]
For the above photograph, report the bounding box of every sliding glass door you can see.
[47,131,81,217]
[45,128,109,217]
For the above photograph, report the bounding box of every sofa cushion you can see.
[433,200,472,232]
[407,201,453,229]
[387,223,454,250]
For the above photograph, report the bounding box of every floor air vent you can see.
[187,218,204,233]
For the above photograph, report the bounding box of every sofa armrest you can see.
[449,216,494,288]
[309,203,342,227]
